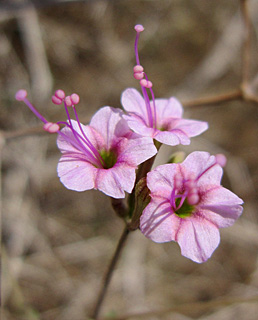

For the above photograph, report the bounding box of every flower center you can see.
[99,149,117,169]
[174,197,195,218]
[170,154,227,218]
[133,25,157,129]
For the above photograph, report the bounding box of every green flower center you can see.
[174,197,195,218]
[100,149,117,169]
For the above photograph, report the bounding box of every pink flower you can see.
[122,88,208,145]
[122,25,208,146]
[57,106,157,198]
[140,152,243,263]
[16,89,157,199]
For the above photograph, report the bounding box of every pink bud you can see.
[134,24,144,32]
[15,89,27,101]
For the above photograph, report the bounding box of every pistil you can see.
[134,25,157,129]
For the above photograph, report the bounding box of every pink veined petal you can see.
[181,151,223,186]
[177,218,220,263]
[90,107,129,149]
[95,165,136,198]
[154,129,190,146]
[146,163,179,195]
[122,115,155,137]
[57,120,105,155]
[199,186,244,227]
[121,88,148,120]
[154,97,183,120]
[57,155,97,192]
[169,118,209,137]
[117,136,157,166]
[140,199,181,242]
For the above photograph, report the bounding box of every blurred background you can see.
[1,0,258,319]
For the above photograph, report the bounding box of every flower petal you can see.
[181,151,223,185]
[154,129,190,145]
[122,114,155,138]
[146,163,178,197]
[199,186,244,227]
[140,199,181,242]
[155,97,183,120]
[121,88,148,121]
[57,120,105,154]
[95,165,136,198]
[171,119,208,137]
[117,136,157,166]
[177,218,220,263]
[90,107,129,149]
[57,155,97,192]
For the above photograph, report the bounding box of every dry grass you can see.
[1,0,258,319]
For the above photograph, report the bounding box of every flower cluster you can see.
[16,24,243,262]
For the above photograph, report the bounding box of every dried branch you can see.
[240,0,252,88]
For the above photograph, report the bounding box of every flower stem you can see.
[91,225,130,319]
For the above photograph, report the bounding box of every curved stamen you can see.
[56,121,100,166]
[149,86,157,129]
[72,105,104,167]
[62,98,104,167]
[141,86,154,127]
[134,24,144,65]
[16,89,105,168]
[15,90,48,124]
[175,193,187,211]
[134,26,157,129]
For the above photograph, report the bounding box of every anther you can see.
[70,93,80,105]
[134,72,144,80]
[187,193,200,205]
[52,96,62,105]
[134,24,144,32]
[15,89,27,101]
[55,89,65,100]
[140,79,153,88]
[133,65,144,73]
[65,96,73,107]
[43,122,60,133]
[174,173,182,189]
[215,153,227,167]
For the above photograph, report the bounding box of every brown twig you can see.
[182,89,242,107]
[240,0,252,89]
[90,225,130,320]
